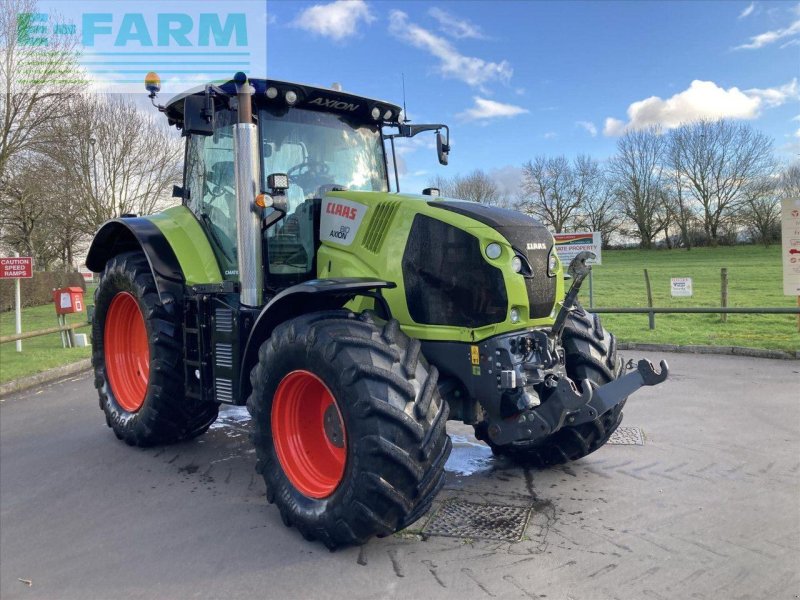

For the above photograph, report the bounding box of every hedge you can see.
[0,272,87,312]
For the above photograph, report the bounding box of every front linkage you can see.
[437,251,669,448]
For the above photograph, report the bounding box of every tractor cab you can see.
[158,73,449,296]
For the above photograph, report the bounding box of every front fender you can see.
[85,218,184,305]
[239,278,395,400]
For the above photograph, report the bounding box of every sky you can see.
[264,0,800,195]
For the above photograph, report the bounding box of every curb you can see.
[0,359,92,398]
[0,342,795,398]
[618,342,798,360]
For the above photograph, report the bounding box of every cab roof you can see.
[163,77,403,128]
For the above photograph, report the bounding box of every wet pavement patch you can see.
[423,499,532,542]
[607,426,644,445]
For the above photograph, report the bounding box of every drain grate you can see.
[608,426,644,445]
[423,499,531,542]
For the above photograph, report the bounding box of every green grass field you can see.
[0,246,797,384]
[585,245,799,353]
[0,291,93,383]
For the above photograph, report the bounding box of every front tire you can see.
[247,311,451,549]
[92,251,218,446]
[476,306,624,467]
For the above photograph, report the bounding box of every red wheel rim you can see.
[104,292,150,413]
[271,370,347,499]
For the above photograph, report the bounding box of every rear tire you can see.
[92,251,218,446]
[475,306,624,467]
[247,311,451,549]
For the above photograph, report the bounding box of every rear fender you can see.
[85,218,184,308]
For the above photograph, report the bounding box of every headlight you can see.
[510,307,521,323]
[266,87,278,99]
[485,243,502,260]
[548,250,559,276]
[511,256,523,273]
[285,90,297,105]
[371,107,381,120]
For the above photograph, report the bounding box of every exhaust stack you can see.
[232,72,263,307]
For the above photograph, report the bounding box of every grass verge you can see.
[0,301,92,384]
[585,246,799,353]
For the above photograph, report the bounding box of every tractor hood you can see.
[317,191,563,343]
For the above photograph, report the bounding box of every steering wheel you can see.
[287,159,330,187]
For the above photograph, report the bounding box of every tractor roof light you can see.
[266,86,278,99]
[383,109,393,121]
[285,90,298,105]
[371,107,381,120]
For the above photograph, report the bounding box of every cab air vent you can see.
[362,201,400,253]
[215,308,233,333]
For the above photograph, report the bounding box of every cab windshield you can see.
[258,107,388,288]
[259,106,388,210]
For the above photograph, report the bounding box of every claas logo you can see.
[326,202,358,220]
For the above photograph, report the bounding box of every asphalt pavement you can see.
[1,351,798,600]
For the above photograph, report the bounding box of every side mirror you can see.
[184,95,214,136]
[436,131,450,166]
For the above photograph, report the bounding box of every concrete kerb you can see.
[0,359,92,398]
[618,342,798,360]
[0,341,796,399]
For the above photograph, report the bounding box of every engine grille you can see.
[402,215,507,328]
[428,201,557,320]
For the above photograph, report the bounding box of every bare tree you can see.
[0,154,60,267]
[0,0,83,178]
[740,176,780,247]
[608,127,666,248]
[428,169,506,205]
[519,156,580,232]
[572,156,621,247]
[780,162,800,199]
[669,120,773,245]
[47,94,182,234]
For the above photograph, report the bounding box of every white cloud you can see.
[388,11,512,90]
[457,97,528,121]
[603,79,799,136]
[543,132,558,140]
[734,17,800,49]
[428,7,486,40]
[575,120,598,137]
[738,2,756,19]
[292,0,375,41]
[746,79,799,107]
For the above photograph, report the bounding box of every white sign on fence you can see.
[552,231,602,266]
[782,197,800,296]
[670,277,693,297]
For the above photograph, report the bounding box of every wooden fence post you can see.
[643,269,655,330]
[721,268,728,323]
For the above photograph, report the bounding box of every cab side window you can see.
[185,115,238,279]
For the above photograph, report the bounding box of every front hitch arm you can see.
[485,359,669,446]
[572,359,669,425]
[551,250,595,340]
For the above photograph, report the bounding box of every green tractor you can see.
[87,72,668,549]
